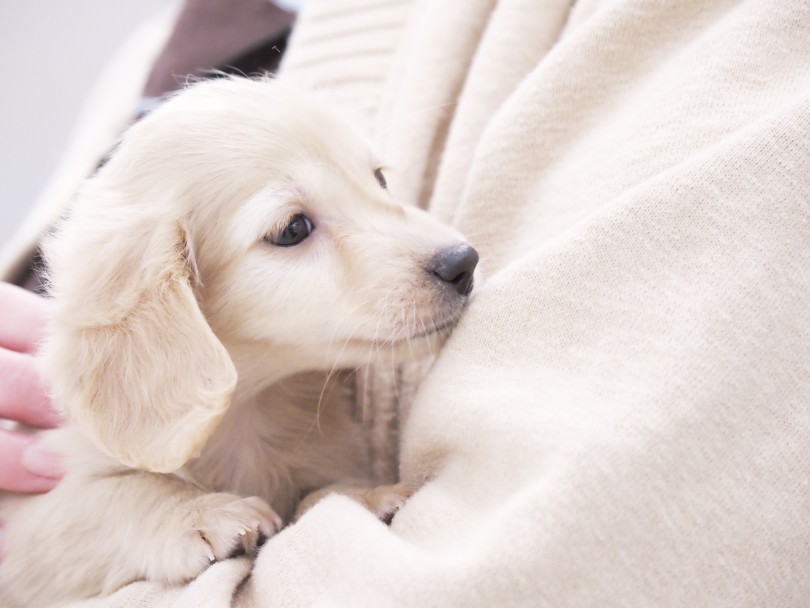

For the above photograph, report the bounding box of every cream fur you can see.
[0,77,474,607]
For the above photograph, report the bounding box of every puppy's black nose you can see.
[430,244,479,296]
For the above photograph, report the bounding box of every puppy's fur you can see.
[0,78,476,606]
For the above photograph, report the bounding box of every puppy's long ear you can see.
[42,182,237,473]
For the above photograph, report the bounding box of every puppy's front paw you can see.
[355,482,413,524]
[295,482,414,524]
[160,494,282,584]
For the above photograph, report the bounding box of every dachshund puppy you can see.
[0,77,477,606]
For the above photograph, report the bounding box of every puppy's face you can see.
[43,77,478,472]
[155,79,478,369]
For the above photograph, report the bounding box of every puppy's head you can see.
[42,77,477,473]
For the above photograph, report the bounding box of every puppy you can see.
[0,77,478,606]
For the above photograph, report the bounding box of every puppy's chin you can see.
[322,322,456,369]
[382,329,454,363]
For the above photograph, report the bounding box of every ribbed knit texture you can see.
[51,0,810,605]
[281,0,414,126]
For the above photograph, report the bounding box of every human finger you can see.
[0,282,50,353]
[0,348,62,428]
[0,429,62,493]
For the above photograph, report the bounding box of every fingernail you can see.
[21,442,64,479]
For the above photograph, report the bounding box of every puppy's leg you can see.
[295,481,414,524]
[0,468,280,607]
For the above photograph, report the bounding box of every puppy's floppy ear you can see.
[42,181,237,473]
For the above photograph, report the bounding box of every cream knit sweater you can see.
[26,0,810,605]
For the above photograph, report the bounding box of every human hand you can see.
[0,282,63,493]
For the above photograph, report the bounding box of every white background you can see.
[0,1,171,246]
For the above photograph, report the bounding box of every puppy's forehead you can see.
[164,78,372,163]
[123,78,386,228]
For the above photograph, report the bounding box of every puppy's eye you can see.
[374,168,387,190]
[266,214,313,247]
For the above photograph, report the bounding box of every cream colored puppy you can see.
[0,77,477,606]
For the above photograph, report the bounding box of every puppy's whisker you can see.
[356,289,402,427]
[311,315,352,433]
[370,283,399,348]
[311,302,373,435]
[406,295,419,363]
[297,296,371,443]
[386,296,413,405]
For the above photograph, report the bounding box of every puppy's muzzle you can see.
[430,244,479,296]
